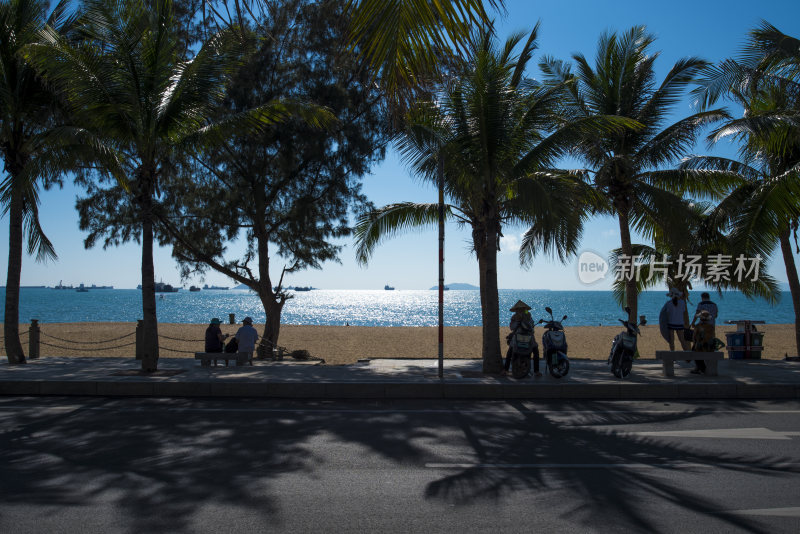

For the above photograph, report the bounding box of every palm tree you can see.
[691,24,800,353]
[25,0,316,371]
[540,26,731,323]
[355,26,611,373]
[0,0,73,364]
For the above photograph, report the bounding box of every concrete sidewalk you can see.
[1,356,800,399]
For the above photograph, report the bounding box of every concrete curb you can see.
[3,379,800,400]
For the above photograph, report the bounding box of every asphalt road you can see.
[1,397,799,533]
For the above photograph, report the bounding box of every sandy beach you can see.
[2,322,795,364]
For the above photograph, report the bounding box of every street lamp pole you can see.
[438,153,445,379]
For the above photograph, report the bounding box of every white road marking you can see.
[724,507,800,517]
[630,428,800,440]
[426,461,800,470]
[425,462,708,469]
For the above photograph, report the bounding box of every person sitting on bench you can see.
[204,318,229,353]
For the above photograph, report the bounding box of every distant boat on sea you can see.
[141,281,179,293]
[75,283,114,290]
[293,286,313,292]
[203,284,229,290]
[156,282,179,293]
[189,286,201,292]
[54,280,73,290]
[384,284,395,291]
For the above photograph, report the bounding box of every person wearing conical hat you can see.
[504,300,540,376]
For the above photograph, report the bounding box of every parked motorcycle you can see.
[538,307,569,378]
[608,306,641,378]
[506,321,536,379]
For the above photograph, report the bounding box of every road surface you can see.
[1,397,798,533]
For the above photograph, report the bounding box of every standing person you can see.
[691,292,719,327]
[659,288,691,351]
[504,300,540,377]
[235,316,259,358]
[204,318,228,353]
[691,310,716,374]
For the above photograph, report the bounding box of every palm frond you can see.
[636,109,730,169]
[344,0,502,108]
[643,168,744,199]
[354,202,455,265]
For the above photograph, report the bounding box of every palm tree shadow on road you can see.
[423,401,797,533]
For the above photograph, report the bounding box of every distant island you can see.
[429,283,479,290]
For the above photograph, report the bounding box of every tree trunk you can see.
[139,195,159,372]
[475,225,502,373]
[261,293,285,353]
[779,229,800,357]
[617,209,638,323]
[4,185,26,364]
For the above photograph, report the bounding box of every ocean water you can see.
[0,288,794,326]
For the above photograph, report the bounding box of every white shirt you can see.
[663,299,686,328]
[235,324,259,352]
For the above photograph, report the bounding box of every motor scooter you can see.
[538,307,569,378]
[608,306,641,378]
[506,322,536,379]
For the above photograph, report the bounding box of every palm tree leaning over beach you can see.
[691,22,800,355]
[25,0,315,371]
[355,25,615,374]
[0,0,74,364]
[540,26,732,324]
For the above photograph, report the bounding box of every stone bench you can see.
[194,352,253,367]
[654,351,724,377]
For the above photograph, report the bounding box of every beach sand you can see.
[3,322,795,364]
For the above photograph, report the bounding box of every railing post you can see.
[29,319,40,359]
[257,344,268,360]
[277,347,285,361]
[229,313,235,325]
[135,320,143,360]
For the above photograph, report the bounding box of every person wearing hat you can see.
[691,310,716,374]
[235,316,259,358]
[504,300,540,377]
[204,318,229,353]
[659,288,691,351]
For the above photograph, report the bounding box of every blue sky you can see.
[2,0,799,290]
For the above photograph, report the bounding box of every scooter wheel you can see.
[511,354,531,379]
[549,359,569,378]
[618,355,632,378]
